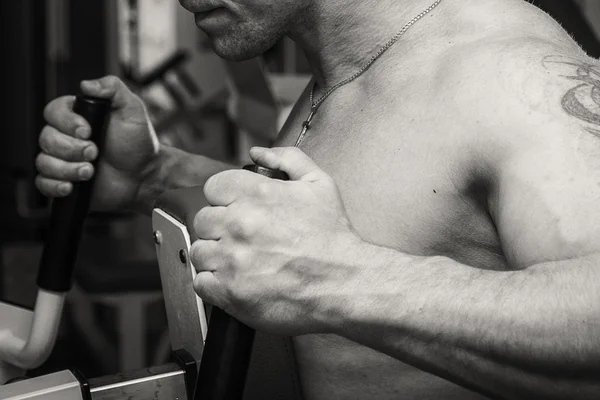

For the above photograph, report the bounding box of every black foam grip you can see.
[195,165,288,400]
[194,308,256,400]
[37,96,111,292]
[243,164,289,180]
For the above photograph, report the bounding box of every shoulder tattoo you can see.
[543,55,600,139]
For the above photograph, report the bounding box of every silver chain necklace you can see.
[294,0,443,147]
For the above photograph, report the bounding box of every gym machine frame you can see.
[0,96,288,400]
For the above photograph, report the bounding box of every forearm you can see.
[134,145,237,213]
[329,245,600,399]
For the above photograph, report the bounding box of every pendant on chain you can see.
[293,0,443,148]
[294,107,318,147]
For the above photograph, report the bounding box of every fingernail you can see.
[82,145,97,161]
[59,183,70,196]
[79,165,93,180]
[76,126,90,139]
[82,80,100,89]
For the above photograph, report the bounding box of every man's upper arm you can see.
[486,51,600,268]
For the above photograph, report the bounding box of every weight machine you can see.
[0,97,302,400]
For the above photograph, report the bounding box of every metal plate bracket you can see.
[152,208,207,365]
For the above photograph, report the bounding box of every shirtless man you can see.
[36,0,600,398]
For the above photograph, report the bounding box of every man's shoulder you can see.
[438,32,591,96]
[431,0,595,111]
[445,35,599,129]
[434,33,600,182]
[438,0,589,74]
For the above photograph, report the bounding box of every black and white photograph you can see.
[1,1,599,399]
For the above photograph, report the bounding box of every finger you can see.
[35,176,73,198]
[80,75,139,110]
[39,125,98,162]
[203,169,266,206]
[36,153,95,182]
[193,271,226,309]
[250,146,328,182]
[44,96,92,140]
[190,239,229,274]
[193,206,228,240]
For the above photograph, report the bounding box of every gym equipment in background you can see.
[0,96,111,385]
[0,97,301,400]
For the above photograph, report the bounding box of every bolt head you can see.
[153,230,162,244]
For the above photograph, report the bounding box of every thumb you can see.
[80,75,137,109]
[250,146,328,182]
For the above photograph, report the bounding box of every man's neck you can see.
[289,0,448,91]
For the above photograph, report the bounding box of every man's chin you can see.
[213,47,257,62]
[207,37,267,61]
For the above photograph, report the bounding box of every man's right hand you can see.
[35,75,161,211]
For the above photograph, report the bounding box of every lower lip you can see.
[195,8,228,24]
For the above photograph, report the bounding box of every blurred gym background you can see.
[0,0,599,380]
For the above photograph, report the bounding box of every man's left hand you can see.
[190,147,365,336]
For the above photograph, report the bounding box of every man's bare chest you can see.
[273,95,508,400]
[274,100,507,270]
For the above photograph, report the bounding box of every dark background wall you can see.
[527,0,600,58]
[1,1,50,243]
[0,0,111,244]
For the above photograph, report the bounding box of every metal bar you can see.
[37,97,110,292]
[0,370,83,400]
[194,308,255,400]
[89,363,187,400]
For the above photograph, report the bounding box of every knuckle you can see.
[192,241,223,273]
[190,242,204,267]
[192,278,205,298]
[43,96,70,121]
[282,146,301,159]
[204,171,234,203]
[43,101,55,122]
[231,213,258,238]
[256,181,273,198]
[193,275,215,304]
[194,207,211,234]
[192,243,209,268]
[234,208,265,238]
[103,74,120,87]
[229,246,248,270]
[35,153,46,173]
[38,127,51,152]
[40,127,75,158]
[203,175,217,199]
[34,176,46,193]
[194,207,208,226]
[35,176,61,197]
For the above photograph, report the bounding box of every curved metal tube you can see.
[0,290,65,369]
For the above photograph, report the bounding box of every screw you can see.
[179,249,187,264]
[153,230,162,244]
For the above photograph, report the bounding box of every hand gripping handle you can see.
[37,96,111,292]
[194,164,289,400]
